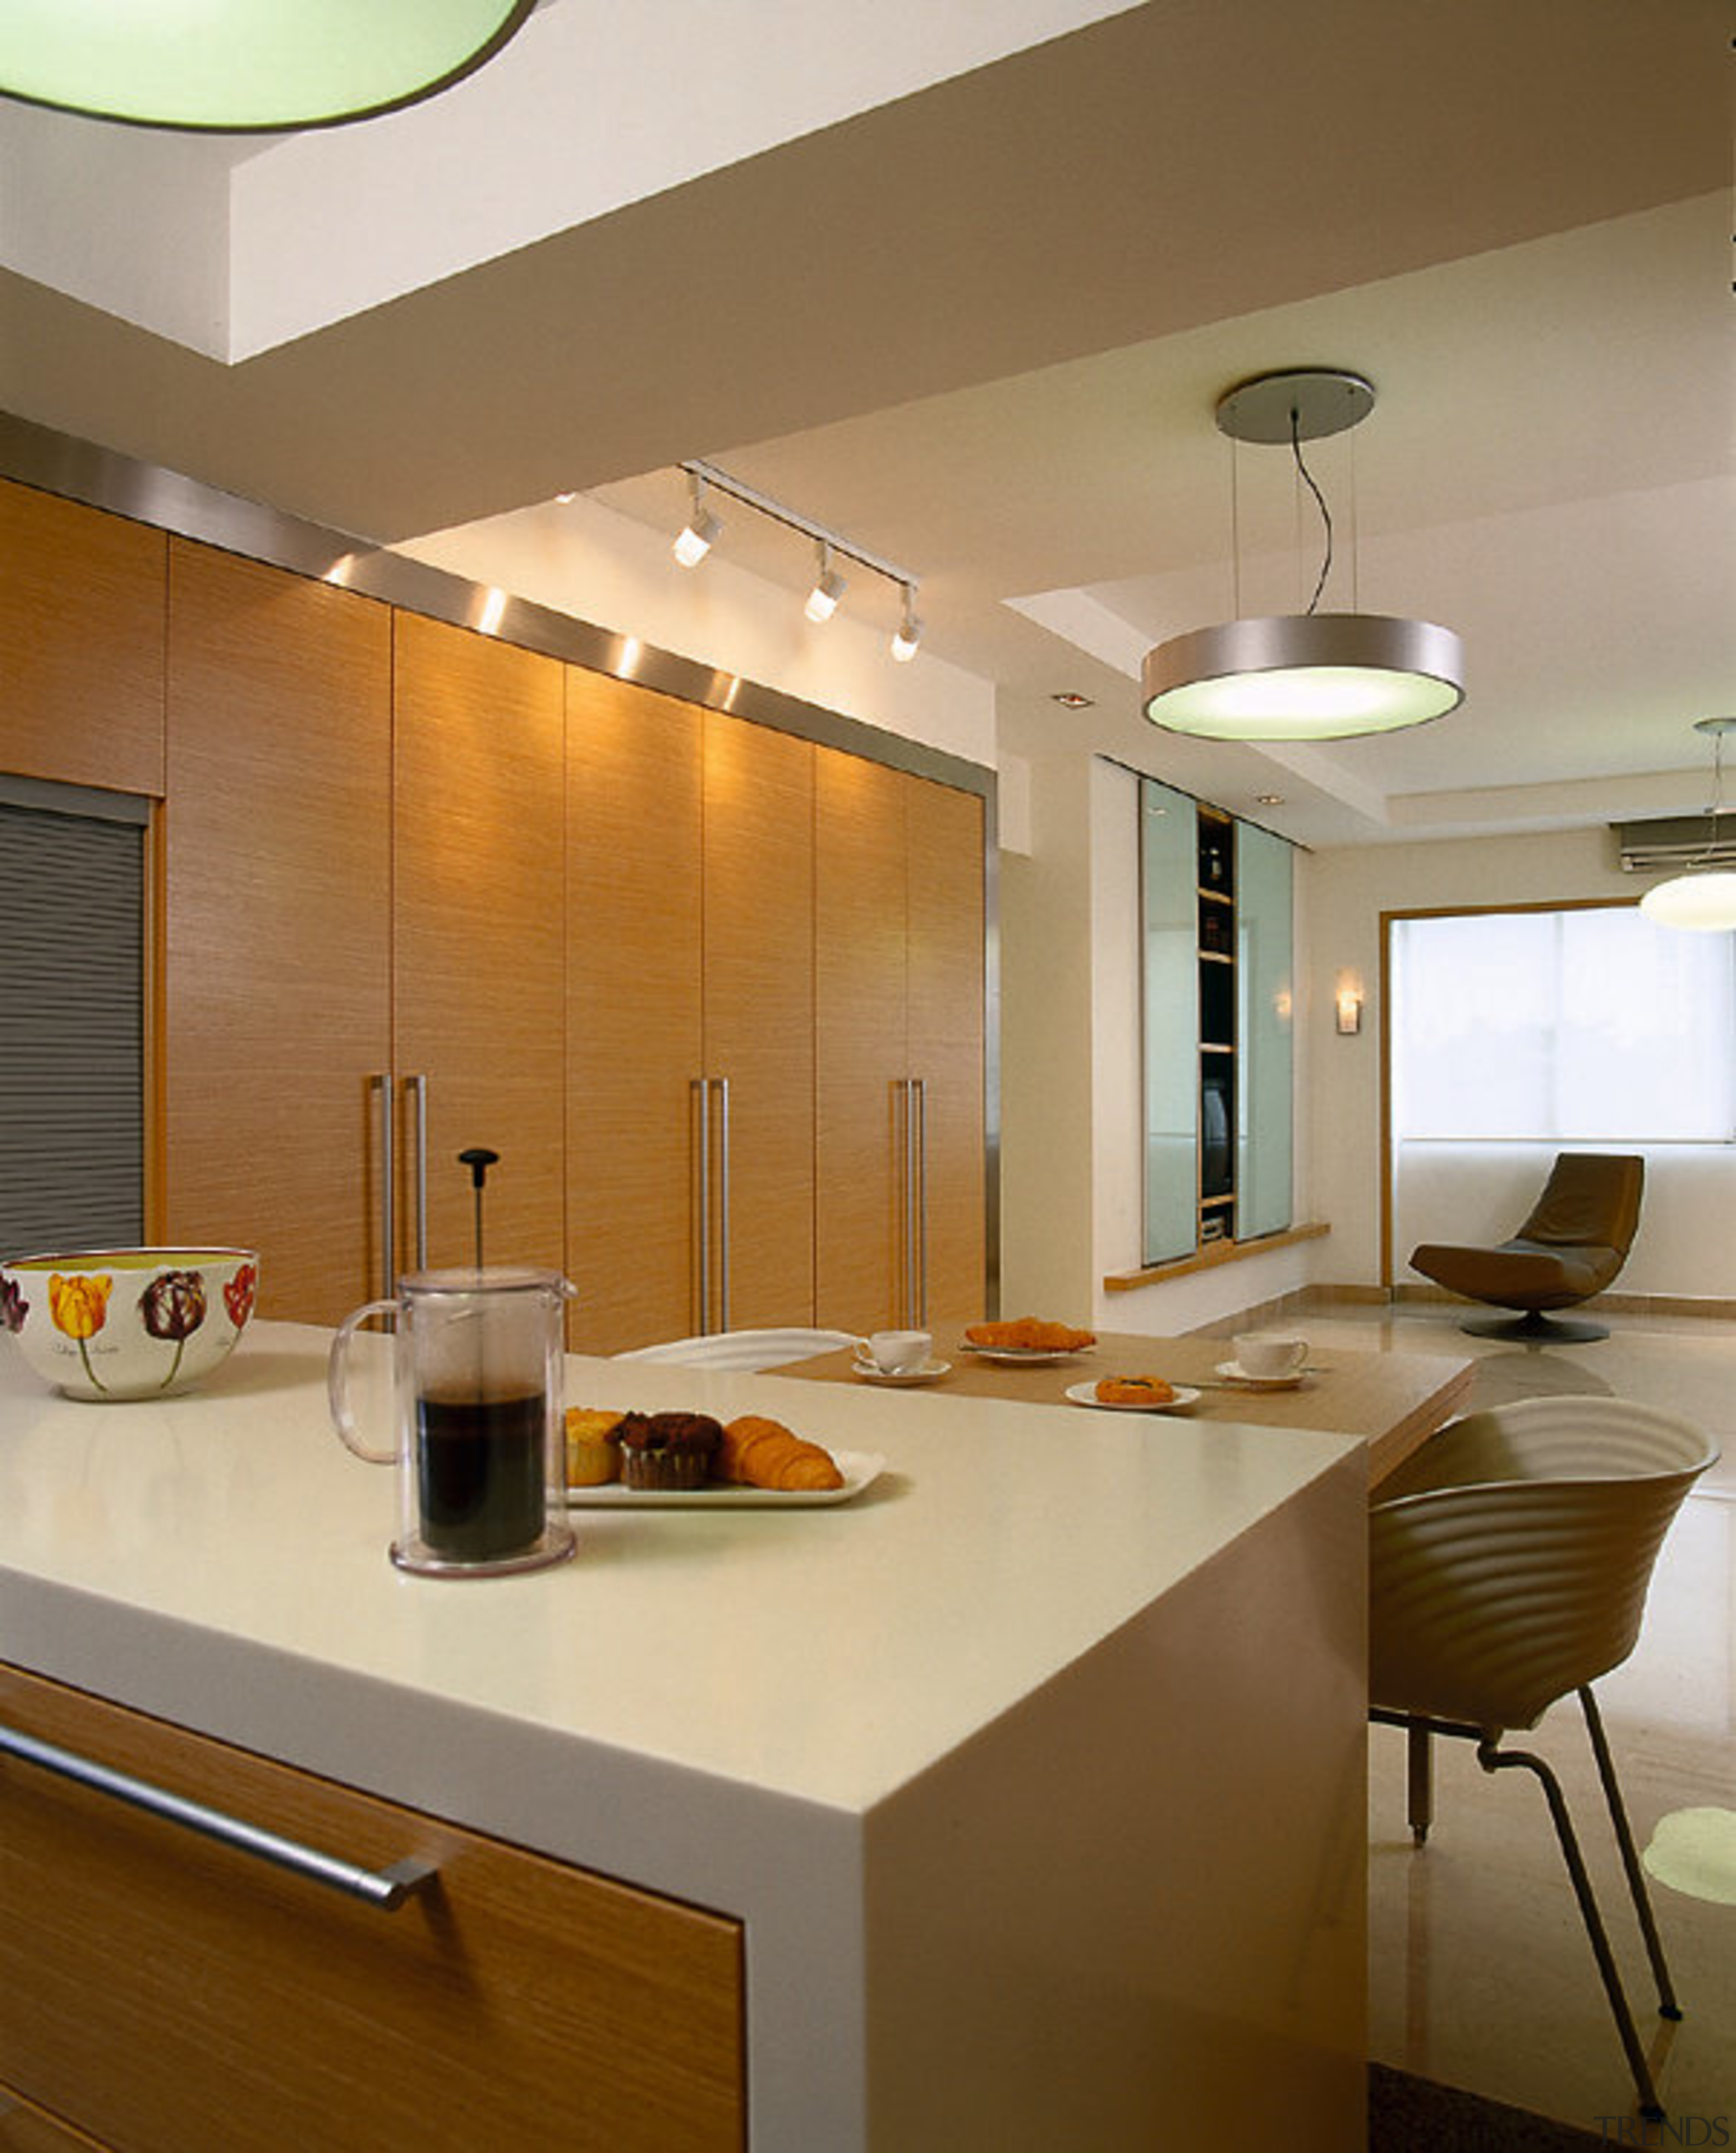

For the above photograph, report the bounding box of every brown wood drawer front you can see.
[0,1665,744,2153]
[0,2076,105,2152]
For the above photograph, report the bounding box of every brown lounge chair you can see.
[1408,1151,1644,1341]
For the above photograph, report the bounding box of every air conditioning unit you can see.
[1613,816,1736,875]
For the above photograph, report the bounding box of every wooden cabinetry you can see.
[565,686,816,1349]
[164,556,567,1314]
[814,751,984,1333]
[0,478,166,798]
[162,542,393,1322]
[0,1663,743,2152]
[565,673,705,1349]
[393,614,566,1276]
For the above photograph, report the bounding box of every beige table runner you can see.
[769,1329,1476,1487]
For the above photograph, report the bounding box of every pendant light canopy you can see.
[1143,368,1465,741]
[1639,719,1736,932]
[0,0,535,134]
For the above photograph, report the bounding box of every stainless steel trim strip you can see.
[0,411,990,801]
[0,1720,436,1911]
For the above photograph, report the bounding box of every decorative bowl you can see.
[0,1248,260,1401]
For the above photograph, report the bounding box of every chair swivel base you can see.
[1458,1308,1610,1343]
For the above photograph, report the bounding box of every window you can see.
[1391,905,1736,1144]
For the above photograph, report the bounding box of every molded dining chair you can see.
[1409,1151,1644,1341]
[1370,1396,1718,2123]
[610,1328,858,1372]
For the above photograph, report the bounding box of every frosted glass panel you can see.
[1141,778,1198,1265]
[1236,822,1293,1238]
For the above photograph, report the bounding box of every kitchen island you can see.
[0,1321,1367,2150]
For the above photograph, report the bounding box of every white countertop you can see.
[0,1320,1357,1825]
[0,1320,1365,2151]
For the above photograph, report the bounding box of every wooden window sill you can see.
[1104,1221,1329,1293]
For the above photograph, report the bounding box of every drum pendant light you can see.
[1143,368,1464,741]
[0,0,535,134]
[1639,719,1736,932]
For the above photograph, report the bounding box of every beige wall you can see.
[1308,825,1736,1301]
[1000,784,1733,1335]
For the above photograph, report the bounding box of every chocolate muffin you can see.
[614,1410,723,1490]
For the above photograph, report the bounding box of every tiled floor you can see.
[1301,1301,1735,2141]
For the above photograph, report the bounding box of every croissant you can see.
[719,1415,844,1492]
[965,1316,1096,1352]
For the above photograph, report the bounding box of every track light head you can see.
[804,545,847,623]
[891,586,923,663]
[673,507,722,568]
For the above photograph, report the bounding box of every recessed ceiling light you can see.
[1255,793,1286,806]
[1052,691,1095,709]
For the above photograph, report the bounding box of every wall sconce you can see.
[1335,984,1364,1035]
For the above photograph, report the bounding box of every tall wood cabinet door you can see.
[814,747,909,1333]
[163,542,393,1323]
[702,712,815,1330]
[906,779,987,1331]
[393,615,566,1278]
[0,479,166,797]
[565,673,703,1353]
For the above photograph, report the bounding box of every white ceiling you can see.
[0,0,1729,848]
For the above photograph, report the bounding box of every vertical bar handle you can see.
[407,1074,429,1271]
[692,1078,711,1334]
[374,1072,395,1300]
[715,1076,732,1334]
[899,1078,916,1327]
[911,1077,929,1328]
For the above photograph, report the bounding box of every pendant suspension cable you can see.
[1290,408,1334,616]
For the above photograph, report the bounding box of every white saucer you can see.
[1215,1359,1306,1390]
[852,1356,950,1385]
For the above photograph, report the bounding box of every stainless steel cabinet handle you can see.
[407,1073,429,1270]
[715,1075,732,1334]
[909,1076,926,1326]
[911,1076,928,1328]
[0,1722,436,1912]
[692,1076,711,1333]
[374,1071,395,1299]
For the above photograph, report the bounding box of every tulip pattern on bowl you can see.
[0,1248,260,1401]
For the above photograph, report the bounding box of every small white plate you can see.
[565,1448,886,1508]
[1065,1381,1201,1413]
[1215,1360,1307,1390]
[960,1342,1095,1365]
[852,1356,951,1385]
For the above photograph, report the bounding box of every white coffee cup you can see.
[860,1329,932,1375]
[1233,1330,1307,1380]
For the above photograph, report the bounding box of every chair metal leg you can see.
[1476,1734,1667,2125]
[1406,1718,1434,1845]
[1578,1684,1682,2021]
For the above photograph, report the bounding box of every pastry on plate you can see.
[718,1414,844,1492]
[1094,1376,1176,1406]
[964,1316,1096,1353]
[614,1410,724,1490]
[564,1406,625,1486]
